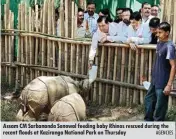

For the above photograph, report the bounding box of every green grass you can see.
[1,100,20,121]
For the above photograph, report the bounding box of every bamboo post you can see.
[81,45,85,74]
[25,3,29,84]
[71,1,75,38]
[29,7,33,80]
[4,4,8,82]
[47,0,52,75]
[148,50,152,82]
[160,0,165,21]
[133,49,139,104]
[52,0,56,69]
[59,0,64,36]
[58,42,62,71]
[112,47,118,105]
[74,3,78,39]
[93,47,99,103]
[76,44,79,74]
[35,0,39,77]
[105,47,111,104]
[64,0,69,71]
[119,48,125,105]
[41,0,47,76]
[140,49,145,104]
[65,0,69,37]
[16,4,21,87]
[8,10,12,85]
[20,3,25,87]
[99,46,105,105]
[126,49,132,106]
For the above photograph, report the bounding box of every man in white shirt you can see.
[84,1,99,36]
[140,2,153,24]
[151,5,160,17]
[117,8,133,42]
[125,11,151,50]
[88,16,119,68]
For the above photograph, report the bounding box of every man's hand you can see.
[89,60,93,69]
[129,43,137,50]
[163,85,172,95]
[100,34,107,43]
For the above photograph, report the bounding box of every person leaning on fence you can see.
[144,22,176,121]
[88,16,119,68]
[124,11,151,50]
[149,17,160,44]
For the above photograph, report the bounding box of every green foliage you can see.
[166,106,176,121]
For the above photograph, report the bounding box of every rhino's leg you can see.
[23,110,36,121]
[16,109,24,121]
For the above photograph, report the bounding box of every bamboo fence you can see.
[1,0,176,107]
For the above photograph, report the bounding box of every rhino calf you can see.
[48,93,86,121]
[16,75,91,121]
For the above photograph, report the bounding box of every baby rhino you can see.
[48,93,86,121]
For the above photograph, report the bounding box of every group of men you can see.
[77,1,176,121]
[76,2,161,61]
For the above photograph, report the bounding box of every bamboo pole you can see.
[112,47,118,105]
[41,0,47,75]
[93,48,99,103]
[47,0,52,75]
[58,42,62,71]
[74,3,78,39]
[76,44,79,74]
[105,47,111,104]
[140,49,145,104]
[35,0,39,77]
[148,50,152,82]
[65,0,69,37]
[8,10,12,85]
[133,49,139,104]
[25,3,29,84]
[4,4,8,82]
[99,46,105,105]
[71,1,75,38]
[119,48,125,105]
[81,45,85,74]
[52,0,56,69]
[29,7,33,80]
[20,3,25,87]
[16,4,21,87]
[59,0,64,36]
[126,49,132,106]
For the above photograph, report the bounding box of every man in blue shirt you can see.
[84,1,99,36]
[144,22,176,121]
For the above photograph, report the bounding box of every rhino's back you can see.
[48,93,86,121]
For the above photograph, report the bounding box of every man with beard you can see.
[140,2,153,24]
[115,8,133,42]
[88,16,119,68]
[76,8,90,38]
[114,8,124,23]
[84,1,99,36]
